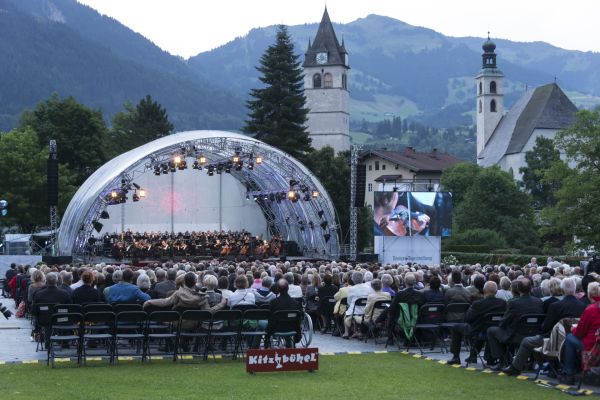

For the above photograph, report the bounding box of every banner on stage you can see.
[375,236,441,265]
[246,348,318,373]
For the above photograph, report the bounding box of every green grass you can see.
[0,353,573,400]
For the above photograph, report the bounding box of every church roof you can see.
[361,148,463,172]
[478,83,578,166]
[303,8,347,67]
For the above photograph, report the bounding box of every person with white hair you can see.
[502,277,587,376]
[342,271,371,339]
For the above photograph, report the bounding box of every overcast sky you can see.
[78,0,600,58]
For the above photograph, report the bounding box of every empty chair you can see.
[83,304,113,314]
[238,309,271,356]
[209,310,243,359]
[47,312,83,367]
[145,311,180,362]
[113,303,143,313]
[414,303,446,354]
[178,310,213,361]
[82,311,115,364]
[114,311,148,363]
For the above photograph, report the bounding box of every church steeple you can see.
[303,7,348,67]
[482,33,498,69]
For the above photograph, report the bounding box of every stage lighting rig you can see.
[255,156,263,164]
[100,211,110,219]
[288,191,299,202]
[153,166,161,176]
[247,162,254,170]
[198,155,207,164]
[161,164,169,174]
[312,191,319,199]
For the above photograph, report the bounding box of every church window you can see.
[478,100,482,113]
[368,183,373,192]
[342,73,347,89]
[375,161,380,170]
[323,73,333,88]
[368,165,372,171]
[313,73,322,88]
[490,81,497,94]
[382,164,386,170]
[490,99,497,112]
[479,82,482,95]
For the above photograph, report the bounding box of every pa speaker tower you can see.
[354,164,366,207]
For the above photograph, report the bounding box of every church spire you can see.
[482,33,498,69]
[303,7,346,67]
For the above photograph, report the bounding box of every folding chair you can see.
[349,297,368,337]
[333,298,348,336]
[82,311,115,364]
[178,310,212,361]
[236,309,271,357]
[507,314,545,360]
[319,296,337,334]
[441,303,470,330]
[54,304,83,315]
[267,310,303,348]
[209,310,243,359]
[364,300,391,344]
[113,303,143,313]
[83,303,113,314]
[259,303,272,310]
[33,303,55,351]
[146,311,180,362]
[47,312,83,368]
[414,303,446,354]
[114,311,148,363]
[389,303,419,351]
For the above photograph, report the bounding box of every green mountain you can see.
[189,14,600,128]
[0,0,244,131]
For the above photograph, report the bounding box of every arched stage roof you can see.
[57,130,341,259]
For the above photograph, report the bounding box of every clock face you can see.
[316,52,328,64]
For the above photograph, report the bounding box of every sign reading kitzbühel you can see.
[246,348,318,373]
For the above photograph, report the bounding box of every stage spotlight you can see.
[312,191,319,199]
[263,195,269,201]
[303,193,311,201]
[92,221,103,233]
[100,211,110,219]
[324,233,331,243]
[309,221,314,229]
[225,162,232,173]
[289,179,299,187]
[110,190,118,199]
[253,195,258,201]
[120,196,127,204]
[177,160,187,170]
[207,166,214,176]
[232,155,241,163]
[320,221,328,230]
[169,161,176,172]
[255,156,263,164]
[192,160,199,169]
[318,210,325,219]
[287,190,297,200]
[269,193,275,202]
[132,193,140,202]
[138,189,146,198]
[246,193,250,200]
[235,162,243,171]
[161,164,169,174]
[132,182,140,189]
[247,162,254,170]
[199,155,207,164]
[216,164,223,174]
[174,155,182,165]
[154,166,161,176]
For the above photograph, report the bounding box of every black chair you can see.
[236,309,271,357]
[471,312,504,367]
[319,296,337,333]
[506,314,546,361]
[364,300,391,344]
[333,297,348,336]
[348,297,368,337]
[267,310,303,348]
[178,310,213,361]
[82,311,115,364]
[414,303,446,354]
[83,303,113,314]
[114,311,148,363]
[47,312,83,367]
[259,303,271,310]
[146,311,180,362]
[113,303,143,313]
[33,303,55,351]
[53,304,83,315]
[209,310,243,359]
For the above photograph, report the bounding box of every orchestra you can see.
[92,230,284,261]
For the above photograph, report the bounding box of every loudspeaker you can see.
[354,164,366,207]
[357,253,379,262]
[284,241,300,257]
[47,158,59,206]
[42,256,73,265]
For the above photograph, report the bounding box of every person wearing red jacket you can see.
[561,281,600,384]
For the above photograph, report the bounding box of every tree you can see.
[108,95,174,158]
[441,162,481,206]
[0,128,77,231]
[19,94,108,183]
[243,25,312,160]
[519,136,562,210]
[453,166,539,249]
[542,109,600,247]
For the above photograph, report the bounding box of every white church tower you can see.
[303,8,350,153]
[476,36,504,160]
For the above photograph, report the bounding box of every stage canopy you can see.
[57,130,340,259]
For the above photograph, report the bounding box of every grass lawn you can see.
[0,353,572,400]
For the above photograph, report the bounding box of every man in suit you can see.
[502,277,586,375]
[32,272,71,305]
[487,278,544,370]
[448,281,506,365]
[385,273,426,345]
[266,279,302,348]
[444,270,472,321]
[153,268,177,299]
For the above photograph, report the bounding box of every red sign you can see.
[246,348,319,373]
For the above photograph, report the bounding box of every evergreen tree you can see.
[518,136,562,210]
[243,25,311,160]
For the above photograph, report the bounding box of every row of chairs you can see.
[43,305,305,367]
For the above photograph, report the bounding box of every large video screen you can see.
[373,191,452,237]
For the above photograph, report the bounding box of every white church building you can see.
[476,37,578,177]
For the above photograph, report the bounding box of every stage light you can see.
[287,190,296,200]
[132,182,140,189]
[255,156,263,164]
[138,189,146,198]
[216,164,223,174]
[169,161,176,172]
[324,233,331,243]
[303,193,311,201]
[100,211,110,219]
[232,155,241,163]
[161,164,168,174]
[207,166,214,176]
[120,196,127,204]
[263,195,269,201]
[192,160,199,169]
[235,162,243,171]
[318,210,325,219]
[92,220,103,233]
[312,191,319,199]
[110,190,118,199]
[253,195,258,201]
[174,155,182,165]
[246,194,250,200]
[199,155,207,164]
[132,193,140,202]
[289,179,299,187]
[177,160,187,170]
[154,166,161,176]
[309,221,314,229]
[225,162,232,173]
[247,162,254,170]
[320,221,328,230]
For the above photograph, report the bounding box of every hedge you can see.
[441,252,587,266]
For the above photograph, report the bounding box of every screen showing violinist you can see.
[373,191,452,237]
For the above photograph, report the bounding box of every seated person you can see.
[343,271,371,339]
[561,282,600,384]
[361,279,391,334]
[384,273,426,345]
[144,272,225,312]
[254,276,276,305]
[72,270,104,304]
[447,281,506,365]
[424,275,444,303]
[228,275,256,308]
[266,279,302,348]
[107,269,151,304]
